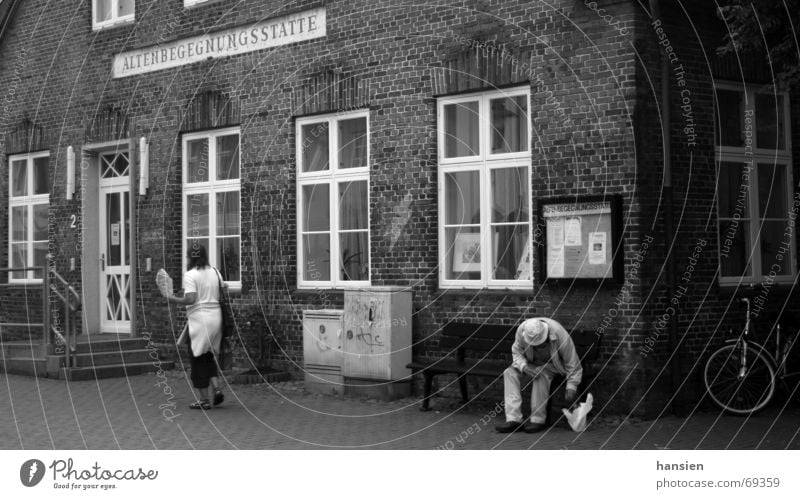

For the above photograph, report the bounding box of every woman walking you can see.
[167,244,225,410]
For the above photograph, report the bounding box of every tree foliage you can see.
[717,0,800,88]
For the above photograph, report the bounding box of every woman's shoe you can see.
[213,389,224,406]
[190,399,211,410]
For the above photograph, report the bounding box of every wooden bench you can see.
[406,322,601,413]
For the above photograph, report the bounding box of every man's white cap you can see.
[520,319,548,347]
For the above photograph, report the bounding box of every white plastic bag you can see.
[562,393,593,432]
[156,268,174,298]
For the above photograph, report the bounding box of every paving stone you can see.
[0,372,798,450]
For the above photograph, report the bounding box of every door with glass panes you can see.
[98,152,131,334]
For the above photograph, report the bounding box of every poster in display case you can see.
[538,195,623,281]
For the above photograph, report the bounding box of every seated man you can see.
[495,318,582,433]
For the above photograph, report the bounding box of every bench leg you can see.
[420,373,433,412]
[459,375,469,404]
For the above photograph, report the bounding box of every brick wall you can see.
[633,2,800,413]
[0,0,701,417]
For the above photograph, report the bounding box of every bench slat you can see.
[442,322,518,341]
[439,336,514,352]
[407,359,509,377]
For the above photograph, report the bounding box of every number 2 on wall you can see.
[70,215,77,228]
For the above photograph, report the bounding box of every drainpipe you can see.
[649,0,681,414]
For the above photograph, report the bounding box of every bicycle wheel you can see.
[704,342,776,415]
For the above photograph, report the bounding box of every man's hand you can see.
[565,388,577,406]
[524,365,541,378]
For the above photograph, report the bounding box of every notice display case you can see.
[538,195,623,282]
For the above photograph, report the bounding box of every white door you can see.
[98,152,131,334]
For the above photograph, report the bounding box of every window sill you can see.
[437,288,534,296]
[184,0,225,9]
[92,17,135,32]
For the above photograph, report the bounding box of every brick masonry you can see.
[0,0,797,417]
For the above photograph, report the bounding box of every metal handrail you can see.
[1,265,80,375]
[50,270,81,311]
[49,268,80,372]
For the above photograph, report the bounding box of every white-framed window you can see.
[714,82,796,285]
[92,0,134,31]
[296,110,370,288]
[184,0,218,7]
[437,87,532,288]
[8,152,49,282]
[182,127,241,288]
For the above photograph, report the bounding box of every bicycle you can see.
[703,296,800,415]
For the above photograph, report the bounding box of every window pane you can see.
[10,243,27,278]
[119,0,135,17]
[760,221,790,276]
[340,232,368,281]
[492,224,530,280]
[186,194,209,237]
[216,134,239,180]
[33,204,48,240]
[107,192,121,266]
[717,162,748,217]
[491,167,528,223]
[444,101,479,157]
[12,160,27,196]
[33,242,48,279]
[445,227,481,280]
[339,118,367,169]
[301,122,329,172]
[303,234,330,281]
[302,184,330,232]
[124,192,131,265]
[96,0,112,22]
[186,138,209,183]
[33,156,49,194]
[715,89,743,147]
[445,171,480,225]
[758,164,787,219]
[188,238,209,261]
[756,94,785,150]
[216,191,240,236]
[11,207,27,241]
[719,220,750,277]
[339,181,368,230]
[491,96,528,153]
[100,154,120,178]
[216,237,240,281]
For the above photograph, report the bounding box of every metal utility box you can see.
[302,310,344,395]
[343,287,412,398]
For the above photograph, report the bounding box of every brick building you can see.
[1,0,797,417]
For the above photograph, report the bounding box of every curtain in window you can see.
[491,96,527,154]
[339,181,368,280]
[491,167,528,279]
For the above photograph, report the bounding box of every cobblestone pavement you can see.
[1,371,799,450]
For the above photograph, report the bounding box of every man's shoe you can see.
[523,422,546,433]
[495,421,525,433]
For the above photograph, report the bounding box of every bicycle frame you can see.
[727,296,800,381]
